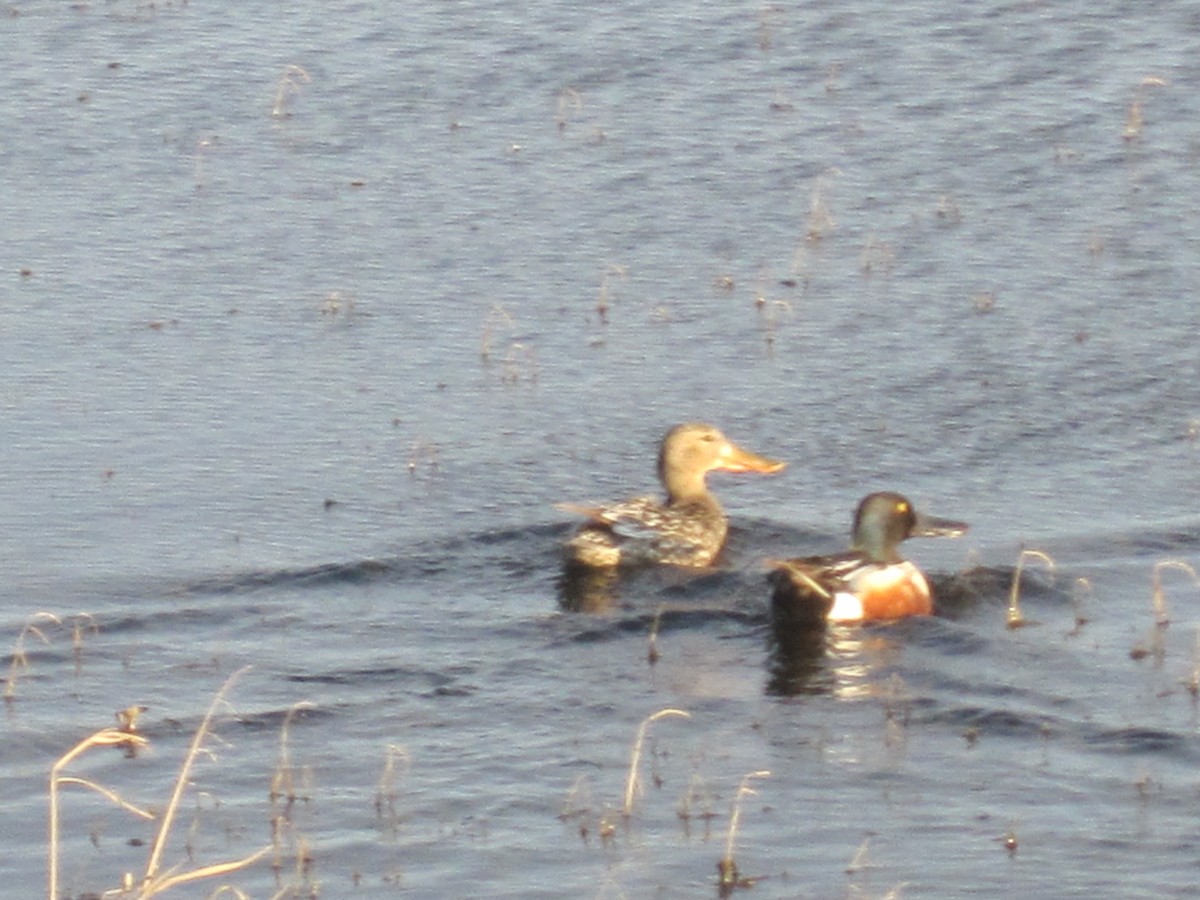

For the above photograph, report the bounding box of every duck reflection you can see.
[767,617,910,699]
[557,560,624,613]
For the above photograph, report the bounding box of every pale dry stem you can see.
[1150,559,1198,626]
[722,770,771,868]
[1007,549,1056,629]
[141,666,252,888]
[622,708,690,815]
[5,612,62,702]
[271,65,311,119]
[49,728,151,899]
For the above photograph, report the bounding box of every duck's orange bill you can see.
[715,442,787,475]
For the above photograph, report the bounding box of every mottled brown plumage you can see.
[561,422,785,568]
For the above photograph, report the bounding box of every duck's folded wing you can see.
[769,550,872,601]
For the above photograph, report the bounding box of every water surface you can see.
[5,1,1200,897]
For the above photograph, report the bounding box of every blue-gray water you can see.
[6,1,1200,897]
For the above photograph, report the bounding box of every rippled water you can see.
[6,1,1200,897]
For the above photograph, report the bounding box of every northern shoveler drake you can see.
[769,492,967,624]
[560,422,786,568]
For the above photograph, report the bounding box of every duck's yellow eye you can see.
[896,501,910,514]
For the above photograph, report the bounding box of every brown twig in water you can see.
[647,607,664,665]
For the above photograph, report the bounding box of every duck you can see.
[769,492,967,625]
[560,422,785,568]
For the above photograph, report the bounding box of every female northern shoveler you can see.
[560,422,786,568]
[769,492,967,624]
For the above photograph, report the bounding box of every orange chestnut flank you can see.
[769,492,967,626]
[559,422,786,569]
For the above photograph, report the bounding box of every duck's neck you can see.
[853,534,902,564]
[662,469,715,506]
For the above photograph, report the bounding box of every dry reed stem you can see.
[595,264,627,324]
[70,613,98,669]
[722,770,770,868]
[140,844,274,896]
[1150,559,1198,626]
[502,342,539,384]
[1069,577,1093,635]
[51,671,303,898]
[1123,76,1168,141]
[375,743,412,828]
[55,776,155,820]
[1185,627,1200,700]
[480,304,515,361]
[559,773,592,821]
[1007,549,1056,629]
[622,708,690,815]
[859,234,895,276]
[49,728,150,899]
[555,87,583,132]
[271,65,311,119]
[270,701,316,808]
[805,170,840,242]
[676,772,715,823]
[5,611,62,702]
[193,137,214,188]
[407,438,439,475]
[141,666,252,890]
[845,836,872,874]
